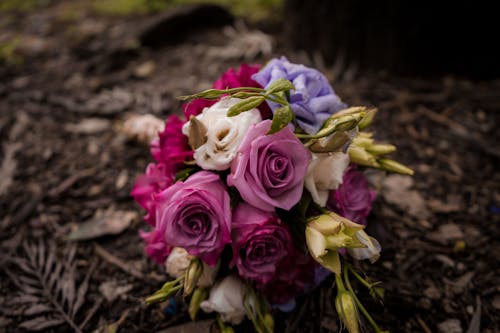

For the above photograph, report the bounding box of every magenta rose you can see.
[151,114,193,167]
[131,163,174,226]
[227,120,311,211]
[183,64,272,119]
[139,227,172,264]
[231,203,292,284]
[328,167,376,225]
[259,249,317,305]
[155,171,231,265]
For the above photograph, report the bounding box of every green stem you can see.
[343,268,385,333]
[347,265,372,290]
[263,94,288,106]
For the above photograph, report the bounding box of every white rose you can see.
[182,97,261,171]
[347,230,381,263]
[304,152,350,207]
[200,275,247,324]
[165,247,193,278]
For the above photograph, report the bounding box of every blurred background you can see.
[1,1,499,333]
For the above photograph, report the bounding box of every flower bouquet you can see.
[132,57,413,333]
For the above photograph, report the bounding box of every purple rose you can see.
[231,203,292,284]
[227,120,311,211]
[252,56,346,134]
[328,167,376,225]
[155,171,231,265]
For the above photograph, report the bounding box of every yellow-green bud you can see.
[378,158,414,175]
[184,259,203,296]
[335,290,360,333]
[188,287,208,320]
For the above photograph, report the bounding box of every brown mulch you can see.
[1,3,499,333]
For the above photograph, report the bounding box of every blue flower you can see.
[253,57,346,134]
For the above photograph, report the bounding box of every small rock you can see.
[424,286,441,299]
[99,280,133,303]
[133,61,156,78]
[427,223,464,244]
[68,208,138,241]
[382,175,430,218]
[435,254,455,267]
[119,113,164,144]
[437,319,462,333]
[65,118,111,134]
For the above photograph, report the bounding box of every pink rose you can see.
[227,120,311,211]
[328,167,376,225]
[231,203,292,284]
[139,227,172,264]
[155,171,231,265]
[131,163,173,226]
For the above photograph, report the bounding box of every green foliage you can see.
[93,0,284,20]
[92,0,170,16]
[0,0,51,12]
[0,37,22,65]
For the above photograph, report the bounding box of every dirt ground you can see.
[1,2,499,333]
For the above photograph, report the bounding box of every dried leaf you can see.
[64,118,111,134]
[23,304,53,316]
[19,317,65,331]
[0,142,21,196]
[6,241,95,333]
[382,175,430,218]
[68,209,137,241]
[98,280,134,303]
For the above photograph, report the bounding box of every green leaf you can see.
[268,105,293,134]
[175,167,197,182]
[265,78,294,95]
[227,96,265,117]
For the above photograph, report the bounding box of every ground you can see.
[1,2,499,333]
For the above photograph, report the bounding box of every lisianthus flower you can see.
[182,97,261,171]
[228,120,311,211]
[231,203,293,284]
[154,171,231,265]
[200,275,247,325]
[328,167,376,225]
[252,56,346,134]
[304,152,350,207]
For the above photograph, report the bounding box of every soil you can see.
[1,2,499,333]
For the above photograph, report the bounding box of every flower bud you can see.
[306,212,365,274]
[347,230,381,263]
[378,158,414,175]
[335,290,360,333]
[227,96,265,117]
[184,259,203,296]
[188,287,208,320]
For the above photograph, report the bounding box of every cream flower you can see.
[165,247,193,278]
[165,247,219,288]
[200,275,247,324]
[304,152,350,207]
[182,97,261,171]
